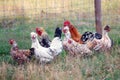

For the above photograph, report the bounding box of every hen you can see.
[63,20,83,44]
[31,27,63,63]
[81,25,113,51]
[63,26,92,56]
[9,39,34,64]
[36,27,51,48]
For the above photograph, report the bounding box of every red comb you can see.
[36,27,42,36]
[64,20,70,27]
[36,27,39,32]
[9,39,14,45]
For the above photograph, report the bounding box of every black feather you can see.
[110,38,114,47]
[94,33,102,39]
[81,31,94,42]
[54,27,62,38]
[42,38,50,47]
[81,34,88,42]
[28,48,35,59]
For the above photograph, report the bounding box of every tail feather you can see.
[42,39,50,47]
[54,27,62,38]
[28,48,35,59]
[110,38,114,47]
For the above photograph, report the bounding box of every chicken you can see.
[62,26,92,56]
[81,25,113,51]
[63,20,83,44]
[9,39,34,64]
[36,27,51,48]
[31,27,63,63]
[95,25,113,51]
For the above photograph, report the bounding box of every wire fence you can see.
[0,0,96,28]
[0,0,120,27]
[0,0,119,28]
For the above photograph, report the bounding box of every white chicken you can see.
[31,27,63,63]
[63,26,92,56]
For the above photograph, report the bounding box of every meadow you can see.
[0,0,120,80]
[0,21,120,80]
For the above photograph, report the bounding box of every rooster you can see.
[36,27,51,48]
[63,20,83,44]
[9,39,34,64]
[81,25,113,51]
[31,27,63,63]
[63,26,92,56]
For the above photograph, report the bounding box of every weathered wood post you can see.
[94,0,102,35]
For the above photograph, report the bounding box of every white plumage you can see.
[31,32,53,63]
[31,27,63,63]
[50,37,63,56]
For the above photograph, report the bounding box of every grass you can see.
[0,20,120,80]
[0,49,120,80]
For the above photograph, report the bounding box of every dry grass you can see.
[0,49,120,80]
[0,0,119,14]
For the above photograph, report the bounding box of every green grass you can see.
[0,20,120,80]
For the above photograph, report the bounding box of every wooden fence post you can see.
[94,0,102,35]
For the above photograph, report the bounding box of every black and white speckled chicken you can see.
[81,25,113,51]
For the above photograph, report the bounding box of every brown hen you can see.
[9,39,34,64]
